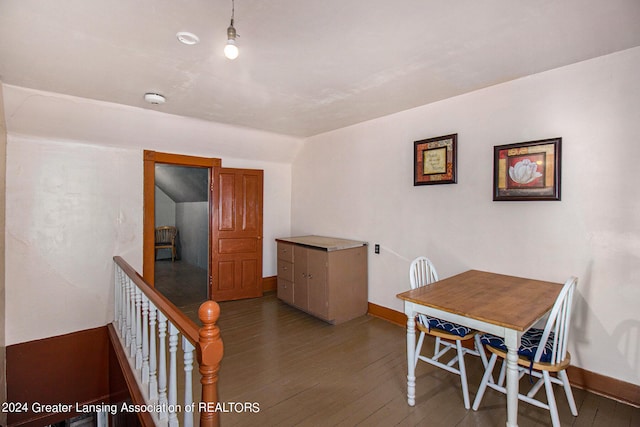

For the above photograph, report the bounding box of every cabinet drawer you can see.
[277,279,294,305]
[277,242,294,262]
[277,259,294,282]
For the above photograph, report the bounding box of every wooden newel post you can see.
[198,300,224,427]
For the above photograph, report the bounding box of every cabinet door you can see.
[293,245,309,311]
[307,248,328,318]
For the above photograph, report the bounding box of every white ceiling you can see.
[1,0,639,138]
[155,164,208,203]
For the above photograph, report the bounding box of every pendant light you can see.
[224,0,239,60]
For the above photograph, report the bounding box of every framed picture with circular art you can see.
[493,137,561,201]
[413,133,457,185]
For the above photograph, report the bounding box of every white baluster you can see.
[157,311,168,420]
[96,410,108,427]
[168,322,179,427]
[120,270,127,337]
[129,278,137,357]
[114,265,120,331]
[135,287,143,368]
[149,302,158,400]
[117,267,124,331]
[124,277,132,349]
[141,293,150,383]
[182,337,195,427]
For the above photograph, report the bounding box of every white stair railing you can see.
[112,257,223,427]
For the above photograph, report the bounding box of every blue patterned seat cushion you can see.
[480,328,554,363]
[419,315,472,337]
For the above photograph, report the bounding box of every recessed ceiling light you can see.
[144,93,166,104]
[176,31,200,45]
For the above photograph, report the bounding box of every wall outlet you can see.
[374,244,380,254]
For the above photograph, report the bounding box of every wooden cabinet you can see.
[276,236,368,324]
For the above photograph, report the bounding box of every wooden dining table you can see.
[396,269,562,427]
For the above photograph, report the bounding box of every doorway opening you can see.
[153,164,209,312]
[143,151,220,307]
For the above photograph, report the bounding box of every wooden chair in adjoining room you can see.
[154,226,177,262]
[472,276,579,427]
[409,256,486,409]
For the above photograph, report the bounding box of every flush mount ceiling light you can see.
[144,93,166,104]
[176,31,200,45]
[224,0,239,60]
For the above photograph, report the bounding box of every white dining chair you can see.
[409,257,486,409]
[472,276,579,427]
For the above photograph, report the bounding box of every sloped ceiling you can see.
[155,164,208,203]
[1,1,640,137]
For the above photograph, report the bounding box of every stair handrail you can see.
[113,256,223,426]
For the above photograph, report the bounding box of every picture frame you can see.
[414,133,457,185]
[493,137,561,201]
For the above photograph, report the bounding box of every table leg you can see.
[504,330,521,427]
[406,309,416,406]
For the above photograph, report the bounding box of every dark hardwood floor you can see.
[155,261,640,426]
[155,259,208,323]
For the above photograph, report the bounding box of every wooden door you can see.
[210,167,264,301]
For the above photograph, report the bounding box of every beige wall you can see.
[2,87,300,346]
[0,81,7,427]
[5,138,143,344]
[292,47,640,385]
